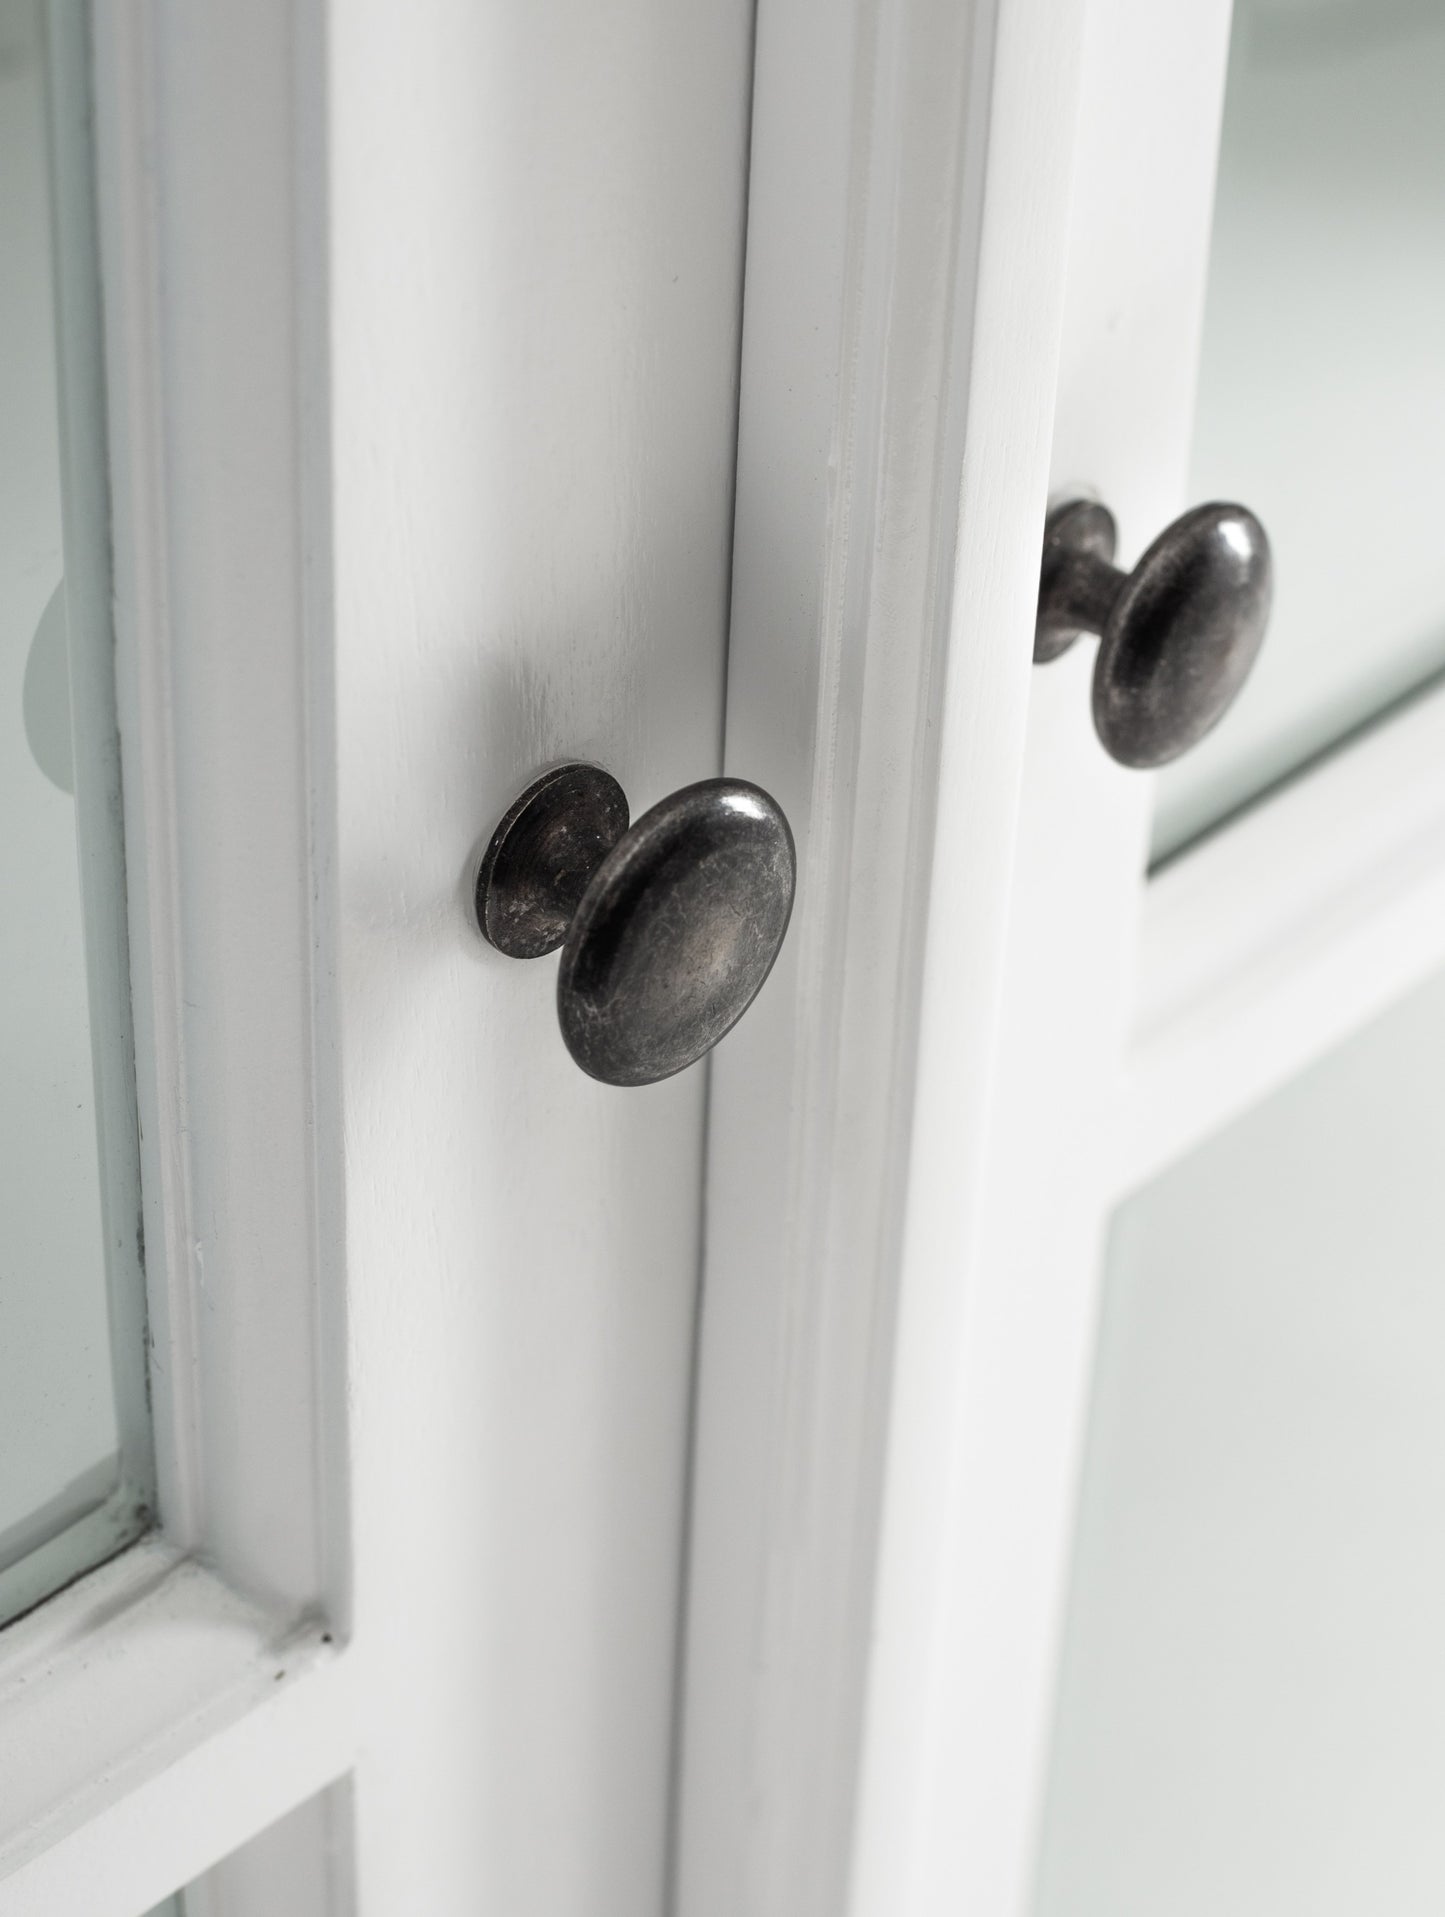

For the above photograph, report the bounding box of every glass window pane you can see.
[1153,0,1445,860]
[1,0,151,1622]
[1032,966,1445,1914]
[139,1789,337,1912]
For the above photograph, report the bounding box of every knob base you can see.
[1035,498,1119,663]
[475,762,629,958]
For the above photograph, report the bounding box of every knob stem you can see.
[1036,547,1125,660]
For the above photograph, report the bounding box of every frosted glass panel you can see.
[1153,0,1445,859]
[1032,966,1445,1916]
[0,0,150,1621]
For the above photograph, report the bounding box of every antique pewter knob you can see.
[475,762,795,1086]
[1034,498,1272,767]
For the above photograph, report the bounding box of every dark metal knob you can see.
[1034,498,1272,767]
[475,762,795,1086]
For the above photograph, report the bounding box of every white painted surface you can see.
[329,2,752,1910]
[0,1543,351,1917]
[686,0,1238,1906]
[681,0,1445,1897]
[0,7,359,1907]
[12,3,1444,1912]
[1020,3,1445,1912]
[854,1,1235,1908]
[677,0,1102,1910]
[1036,964,1445,1916]
[681,0,1017,1896]
[8,1,752,1906]
[0,3,367,1903]
[93,0,345,1625]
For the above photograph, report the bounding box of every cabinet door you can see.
[2,4,753,1915]
[328,3,753,1910]
[12,2,1433,1913]
[1034,2,1445,1912]
[676,0,1445,1911]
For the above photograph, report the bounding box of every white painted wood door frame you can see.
[0,5,350,1913]
[4,0,751,1913]
[679,0,1445,1911]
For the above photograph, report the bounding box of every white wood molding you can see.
[0,1545,352,1917]
[93,0,347,1616]
[872,2,1238,1907]
[680,0,1092,1910]
[0,7,356,1906]
[1122,678,1445,1194]
[327,2,753,1912]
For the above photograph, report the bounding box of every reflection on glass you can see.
[1153,0,1445,859]
[1,0,150,1621]
[1032,967,1445,1915]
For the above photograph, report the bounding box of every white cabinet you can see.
[1,1,1440,1913]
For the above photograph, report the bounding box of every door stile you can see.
[862,1,1236,1909]
[328,2,754,1911]
[679,0,1092,1911]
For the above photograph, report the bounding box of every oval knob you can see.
[475,762,795,1086]
[1034,498,1272,768]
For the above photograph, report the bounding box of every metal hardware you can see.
[476,762,796,1086]
[1034,498,1272,768]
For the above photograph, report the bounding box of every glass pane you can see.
[1153,0,1445,860]
[1032,966,1445,1915]
[139,1790,335,1911]
[1,0,151,1622]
